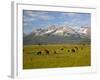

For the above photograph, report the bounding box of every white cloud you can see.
[23,16,36,22]
[61,13,81,18]
[62,17,90,28]
[39,15,54,20]
[24,10,55,21]
[60,13,82,25]
[23,23,28,26]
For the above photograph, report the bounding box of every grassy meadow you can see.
[23,44,91,69]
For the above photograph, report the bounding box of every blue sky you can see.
[23,10,91,34]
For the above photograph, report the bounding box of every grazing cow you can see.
[81,47,83,50]
[71,49,75,52]
[74,46,78,50]
[68,50,70,52]
[44,49,49,55]
[54,51,57,54]
[37,51,42,55]
[38,43,41,45]
[61,48,64,50]
[82,44,85,46]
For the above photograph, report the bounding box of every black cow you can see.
[71,49,75,52]
[61,48,64,50]
[81,47,83,50]
[68,50,70,52]
[37,51,42,55]
[54,51,57,54]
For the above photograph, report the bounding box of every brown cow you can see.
[44,49,49,55]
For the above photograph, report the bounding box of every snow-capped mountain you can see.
[31,25,90,37]
[52,26,76,36]
[78,27,91,37]
[23,25,91,45]
[31,25,83,37]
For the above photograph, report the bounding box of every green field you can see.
[23,44,91,69]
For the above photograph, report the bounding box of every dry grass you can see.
[23,44,91,69]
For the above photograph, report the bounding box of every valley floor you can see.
[23,44,91,69]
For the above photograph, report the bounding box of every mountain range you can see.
[23,25,91,45]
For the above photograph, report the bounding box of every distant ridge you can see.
[23,25,91,45]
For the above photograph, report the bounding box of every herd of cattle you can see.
[34,45,84,55]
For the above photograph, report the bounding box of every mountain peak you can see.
[24,25,90,45]
[31,25,90,37]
